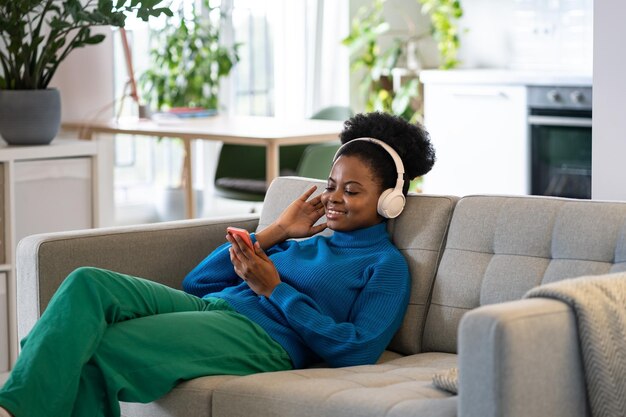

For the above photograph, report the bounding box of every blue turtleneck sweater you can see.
[182,222,410,369]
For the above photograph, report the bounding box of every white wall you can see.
[49,27,116,226]
[49,27,116,123]
[592,0,626,200]
[457,0,592,72]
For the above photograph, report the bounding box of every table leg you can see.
[266,142,279,189]
[182,138,196,219]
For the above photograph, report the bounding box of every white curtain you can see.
[270,0,350,119]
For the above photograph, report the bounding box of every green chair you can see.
[296,106,353,180]
[295,142,342,180]
[309,106,353,121]
[213,144,308,202]
[213,106,353,201]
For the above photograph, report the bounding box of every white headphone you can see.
[332,137,406,219]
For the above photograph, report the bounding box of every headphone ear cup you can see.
[377,189,406,218]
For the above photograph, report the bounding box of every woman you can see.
[0,112,435,417]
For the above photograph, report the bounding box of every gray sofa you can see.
[16,176,626,417]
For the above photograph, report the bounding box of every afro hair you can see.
[337,112,436,194]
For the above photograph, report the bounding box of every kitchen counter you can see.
[419,69,592,86]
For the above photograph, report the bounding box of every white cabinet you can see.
[0,139,99,373]
[14,158,93,244]
[421,83,529,196]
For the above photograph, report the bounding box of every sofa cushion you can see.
[121,375,238,417]
[422,195,626,353]
[261,177,459,356]
[212,352,458,417]
[386,193,458,355]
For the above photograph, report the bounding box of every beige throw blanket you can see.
[525,273,626,417]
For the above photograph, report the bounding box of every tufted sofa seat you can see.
[15,176,626,417]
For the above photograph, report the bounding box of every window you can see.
[231,0,274,116]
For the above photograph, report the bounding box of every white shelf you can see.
[0,138,100,373]
[0,138,98,161]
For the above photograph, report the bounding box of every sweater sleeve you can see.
[182,233,294,297]
[182,240,241,297]
[267,254,410,367]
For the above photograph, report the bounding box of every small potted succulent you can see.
[0,0,172,145]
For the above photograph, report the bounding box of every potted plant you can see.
[0,0,172,145]
[139,0,240,114]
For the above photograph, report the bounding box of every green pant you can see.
[0,267,292,417]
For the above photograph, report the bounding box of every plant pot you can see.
[0,89,61,145]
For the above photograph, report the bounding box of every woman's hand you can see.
[227,233,281,297]
[255,186,327,249]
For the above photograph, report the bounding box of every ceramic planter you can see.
[0,88,61,145]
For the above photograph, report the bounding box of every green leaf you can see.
[49,18,70,30]
[136,9,149,21]
[419,0,464,69]
[392,78,419,116]
[155,7,173,17]
[84,34,106,45]
[98,0,114,13]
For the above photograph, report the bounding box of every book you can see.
[167,107,218,118]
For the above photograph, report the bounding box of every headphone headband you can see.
[332,137,406,218]
[333,137,405,181]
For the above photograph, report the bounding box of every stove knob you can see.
[570,90,585,104]
[547,90,561,102]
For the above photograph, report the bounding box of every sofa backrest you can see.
[260,177,458,356]
[422,195,626,354]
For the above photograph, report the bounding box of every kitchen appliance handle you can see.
[528,115,592,127]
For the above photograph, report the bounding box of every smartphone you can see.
[226,227,254,249]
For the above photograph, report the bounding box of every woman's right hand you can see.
[255,186,327,249]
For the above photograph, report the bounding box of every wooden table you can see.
[64,115,343,219]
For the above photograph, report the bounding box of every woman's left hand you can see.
[227,233,281,297]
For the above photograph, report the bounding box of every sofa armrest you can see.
[16,215,259,340]
[458,298,590,417]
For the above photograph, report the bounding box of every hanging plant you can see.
[342,0,422,123]
[342,0,464,122]
[420,0,464,69]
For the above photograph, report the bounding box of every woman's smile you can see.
[325,206,346,219]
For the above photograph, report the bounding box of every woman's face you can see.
[321,155,383,232]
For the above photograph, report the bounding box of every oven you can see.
[528,85,592,199]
